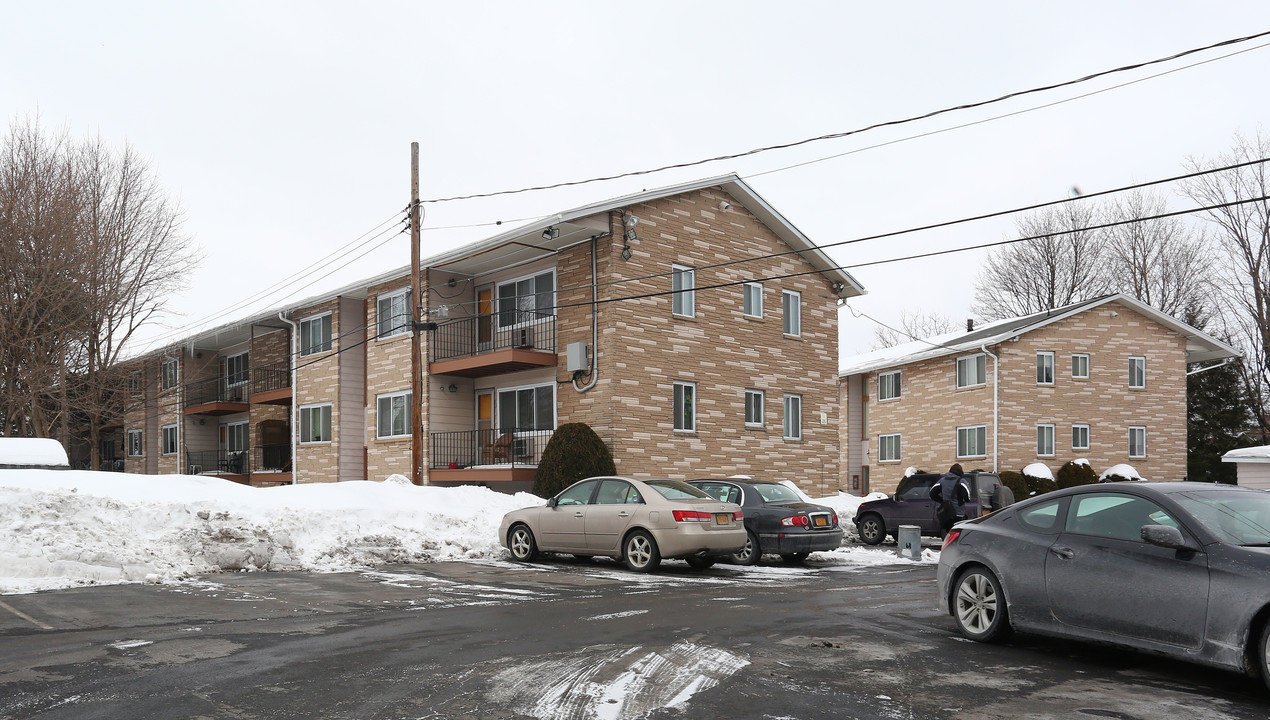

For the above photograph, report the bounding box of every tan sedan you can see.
[499,476,746,572]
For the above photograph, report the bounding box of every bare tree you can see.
[972,203,1109,320]
[872,308,959,349]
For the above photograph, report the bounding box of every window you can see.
[1072,353,1089,379]
[1129,426,1147,458]
[300,403,332,443]
[783,394,802,440]
[744,389,764,427]
[497,270,555,327]
[742,282,763,318]
[1017,498,1065,533]
[377,288,411,339]
[673,381,696,432]
[161,358,179,391]
[127,429,143,457]
[557,479,598,506]
[497,383,554,432]
[1036,351,1055,384]
[1066,493,1177,542]
[1072,424,1090,451]
[226,352,249,386]
[1037,424,1055,456]
[300,313,332,356]
[1129,356,1146,388]
[879,433,901,462]
[161,425,178,455]
[957,425,987,458]
[782,290,801,336]
[377,391,412,439]
[956,354,986,388]
[879,371,901,401]
[596,479,644,505]
[672,265,695,317]
[128,371,143,398]
[224,421,249,452]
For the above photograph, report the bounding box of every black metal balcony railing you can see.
[98,458,124,472]
[252,367,291,395]
[429,312,557,363]
[184,376,250,408]
[253,443,291,473]
[186,450,249,475]
[429,428,553,470]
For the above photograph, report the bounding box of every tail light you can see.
[941,529,961,550]
[733,511,744,521]
[781,515,810,527]
[831,512,839,526]
[672,510,712,522]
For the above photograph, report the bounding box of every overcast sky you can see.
[4,2,1269,362]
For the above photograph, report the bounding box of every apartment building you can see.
[107,174,865,495]
[839,295,1240,494]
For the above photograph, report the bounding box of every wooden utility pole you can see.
[410,142,424,485]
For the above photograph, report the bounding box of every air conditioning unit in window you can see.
[512,326,535,349]
[512,436,531,458]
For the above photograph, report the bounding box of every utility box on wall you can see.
[566,342,589,373]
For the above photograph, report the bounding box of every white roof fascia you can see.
[1222,446,1270,463]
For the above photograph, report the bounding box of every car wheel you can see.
[507,524,538,562]
[730,530,761,565]
[858,513,886,545]
[685,556,715,570]
[952,567,1011,642]
[622,530,661,572]
[780,552,810,564]
[1258,621,1270,692]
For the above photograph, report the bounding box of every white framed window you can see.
[127,429,144,457]
[956,354,987,388]
[161,424,178,455]
[377,391,412,439]
[783,394,802,440]
[300,403,332,444]
[160,358,179,391]
[782,290,801,336]
[879,433,901,462]
[673,381,696,432]
[878,370,901,401]
[742,282,763,318]
[672,265,695,317]
[300,313,332,356]
[744,389,764,427]
[497,270,555,327]
[1129,356,1146,388]
[128,371,143,398]
[1036,351,1055,385]
[377,288,411,339]
[957,425,987,458]
[1037,424,1055,457]
[1072,424,1090,451]
[1129,426,1147,458]
[1072,353,1090,379]
[224,421,249,453]
[226,351,249,386]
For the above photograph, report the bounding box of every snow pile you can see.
[1022,462,1053,480]
[1099,463,1145,481]
[0,438,69,467]
[0,469,538,594]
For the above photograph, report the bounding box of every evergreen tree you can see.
[1188,358,1255,483]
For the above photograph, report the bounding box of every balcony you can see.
[251,368,292,405]
[429,313,557,378]
[186,449,248,477]
[183,376,250,415]
[184,446,292,486]
[428,428,552,484]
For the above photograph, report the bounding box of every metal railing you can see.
[184,376,250,407]
[252,367,291,395]
[429,312,557,362]
[253,443,291,473]
[186,450,249,475]
[98,458,125,472]
[429,428,553,470]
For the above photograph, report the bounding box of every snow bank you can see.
[0,438,69,467]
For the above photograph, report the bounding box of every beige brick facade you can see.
[366,276,421,481]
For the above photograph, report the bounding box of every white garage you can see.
[1222,446,1270,491]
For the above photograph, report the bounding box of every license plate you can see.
[715,514,729,525]
[813,516,828,527]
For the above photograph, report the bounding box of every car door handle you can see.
[573,512,585,518]
[617,511,630,518]
[1050,546,1074,560]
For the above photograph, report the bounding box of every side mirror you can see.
[1141,524,1189,550]
[892,493,900,502]
[547,497,558,509]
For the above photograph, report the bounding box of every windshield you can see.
[753,483,802,504]
[645,479,711,500]
[1174,491,1270,546]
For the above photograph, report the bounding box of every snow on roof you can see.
[1222,446,1270,463]
[0,438,69,468]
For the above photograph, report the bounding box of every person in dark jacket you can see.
[929,463,971,535]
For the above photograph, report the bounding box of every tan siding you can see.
[338,296,367,482]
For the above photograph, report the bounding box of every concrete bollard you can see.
[897,525,921,561]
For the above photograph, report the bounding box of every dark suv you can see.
[852,471,1014,545]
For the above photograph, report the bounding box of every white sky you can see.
[4,2,1270,361]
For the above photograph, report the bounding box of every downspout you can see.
[981,344,999,473]
[573,233,601,393]
[279,312,299,484]
[1186,357,1234,376]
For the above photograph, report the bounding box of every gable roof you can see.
[840,294,1241,377]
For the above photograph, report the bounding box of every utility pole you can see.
[410,142,424,485]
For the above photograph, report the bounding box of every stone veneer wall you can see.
[293,299,343,483]
[364,274,422,481]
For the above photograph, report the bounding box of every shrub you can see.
[1056,460,1098,489]
[533,423,616,498]
[1101,473,1135,483]
[1023,471,1058,497]
[999,471,1028,499]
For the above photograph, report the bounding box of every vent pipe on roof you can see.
[967,319,975,332]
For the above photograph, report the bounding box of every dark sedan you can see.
[937,481,1270,690]
[690,478,843,565]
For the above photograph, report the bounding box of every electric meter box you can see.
[566,342,589,373]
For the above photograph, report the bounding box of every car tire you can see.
[622,530,661,573]
[1258,621,1270,692]
[780,552,810,564]
[952,566,1011,642]
[507,524,538,562]
[685,556,715,570]
[858,513,886,545]
[730,530,761,565]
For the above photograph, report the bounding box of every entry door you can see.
[477,287,493,347]
[476,391,493,463]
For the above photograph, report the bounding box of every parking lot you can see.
[1,554,1267,719]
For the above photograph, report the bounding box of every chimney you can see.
[967,318,975,332]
